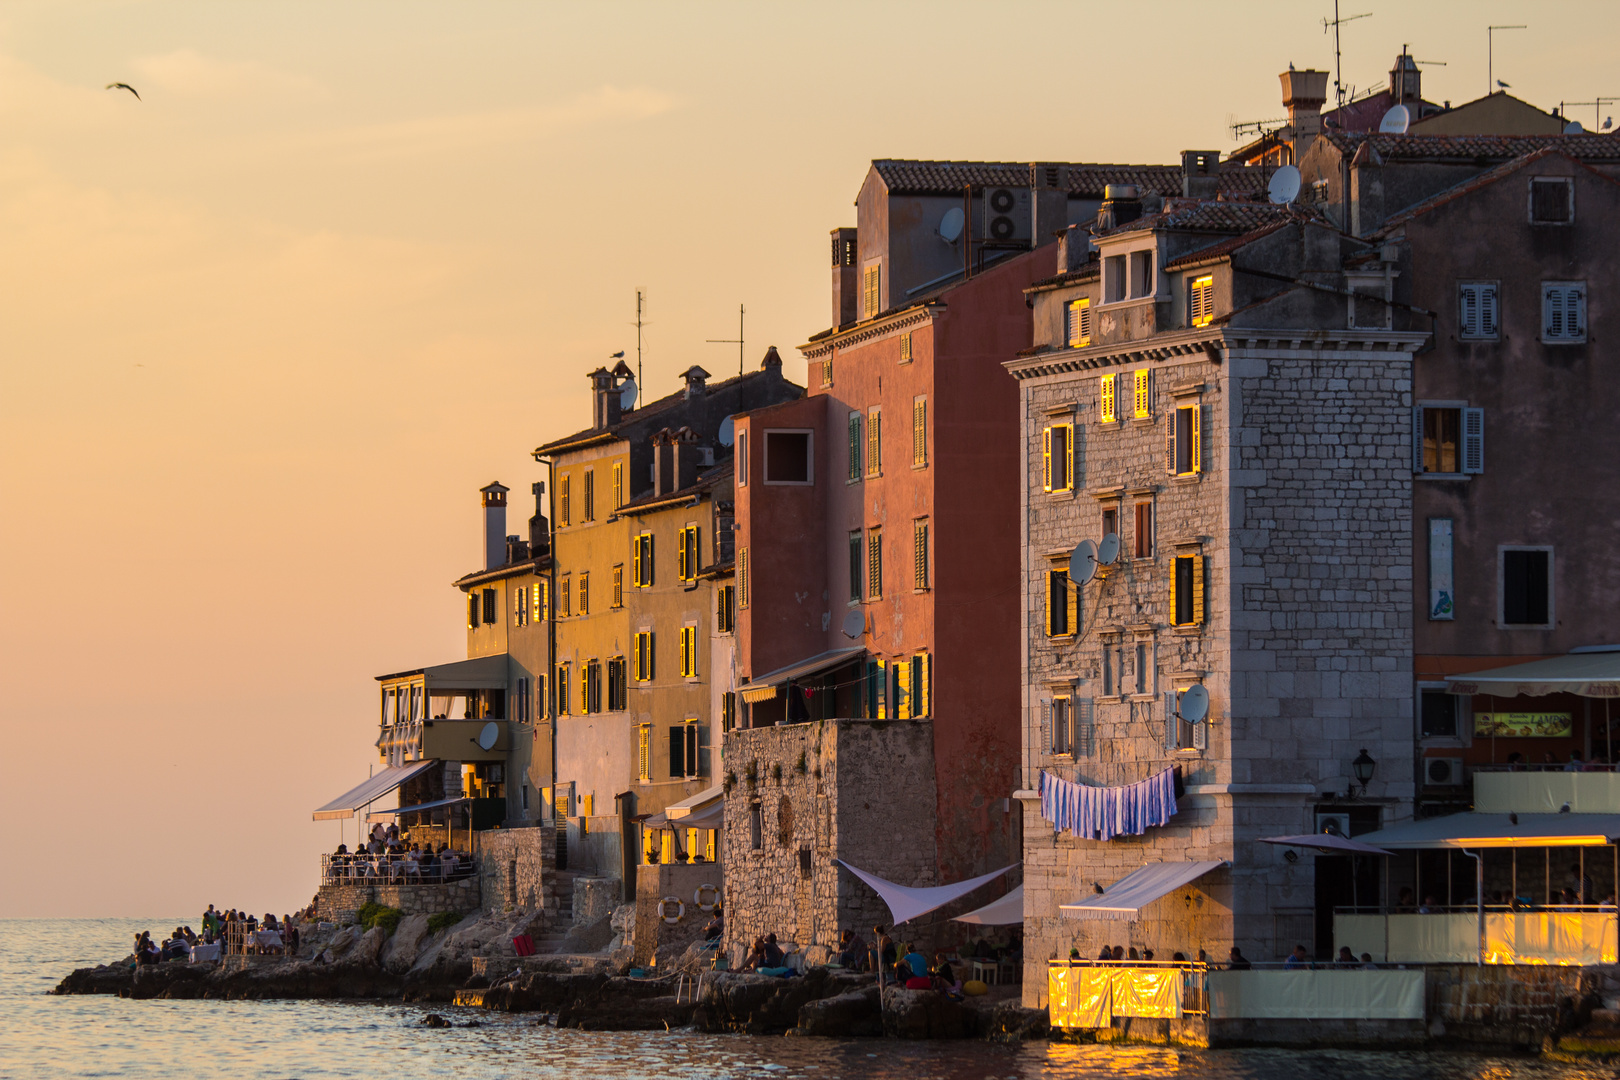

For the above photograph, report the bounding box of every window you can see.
[721,692,737,733]
[1459,282,1499,340]
[847,412,862,480]
[1167,404,1201,476]
[1500,547,1553,628]
[1042,423,1073,492]
[1047,696,1093,756]
[1102,642,1121,697]
[1101,506,1118,540]
[862,262,882,318]
[866,407,882,477]
[537,672,548,720]
[515,677,529,722]
[1416,406,1484,475]
[912,653,930,716]
[670,722,701,780]
[1170,555,1206,627]
[1134,641,1151,696]
[764,430,813,484]
[848,531,863,602]
[559,474,571,527]
[678,524,700,580]
[607,657,627,711]
[558,576,571,617]
[1529,177,1573,224]
[1188,275,1214,328]
[1420,687,1459,739]
[868,657,888,718]
[612,461,623,509]
[1543,282,1587,343]
[637,724,651,783]
[467,592,479,628]
[717,584,735,633]
[867,528,883,600]
[1133,501,1153,559]
[900,332,913,363]
[679,625,698,678]
[896,659,912,719]
[737,431,748,486]
[1099,374,1117,424]
[583,469,595,521]
[1051,696,1072,755]
[913,518,929,590]
[612,565,624,608]
[532,580,548,623]
[633,532,655,587]
[481,588,497,624]
[738,547,750,608]
[1132,369,1151,419]
[820,357,833,388]
[1104,254,1126,302]
[912,397,927,467]
[1067,298,1092,347]
[1046,568,1076,637]
[556,663,570,715]
[1167,686,1207,751]
[633,631,655,681]
[514,586,527,627]
[584,660,601,713]
[749,802,763,849]
[578,572,589,616]
[1130,250,1154,298]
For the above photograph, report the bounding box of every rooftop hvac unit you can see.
[981,186,1032,244]
[696,447,716,467]
[1426,756,1466,787]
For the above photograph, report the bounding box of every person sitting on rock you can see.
[761,934,785,969]
[903,945,929,980]
[835,928,866,969]
[703,911,724,943]
[740,936,771,972]
[931,952,963,998]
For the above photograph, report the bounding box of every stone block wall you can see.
[633,861,724,966]
[477,824,558,924]
[315,878,480,923]
[573,876,621,927]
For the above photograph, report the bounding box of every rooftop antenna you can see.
[706,303,745,377]
[1559,97,1620,130]
[1488,25,1526,97]
[633,288,648,390]
[1322,1,1373,109]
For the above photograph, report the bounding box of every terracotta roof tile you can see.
[534,368,785,456]
[1322,132,1620,162]
[870,160,1265,198]
[1103,200,1312,239]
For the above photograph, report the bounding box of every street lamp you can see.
[1352,749,1377,795]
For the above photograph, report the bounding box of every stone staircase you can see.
[532,869,580,953]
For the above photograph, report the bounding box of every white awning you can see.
[953,883,1024,926]
[1259,834,1393,856]
[1446,650,1620,699]
[1355,811,1620,849]
[311,760,440,820]
[367,795,468,820]
[665,784,723,819]
[834,859,1020,926]
[1060,861,1227,921]
[737,646,866,703]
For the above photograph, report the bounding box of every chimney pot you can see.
[480,482,509,570]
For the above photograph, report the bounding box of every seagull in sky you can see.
[1604,117,1613,130]
[1496,79,1511,91]
[106,82,140,100]
[609,351,625,359]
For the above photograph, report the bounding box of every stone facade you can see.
[632,861,724,966]
[315,878,480,924]
[477,825,560,922]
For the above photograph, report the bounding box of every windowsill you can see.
[1171,473,1202,485]
[1098,296,1158,312]
[1457,336,1500,344]
[913,588,930,595]
[1098,418,1118,426]
[1542,339,1587,345]
[1498,623,1556,631]
[1130,416,1156,425]
[1176,748,1205,756]
[1416,473,1472,482]
[912,462,928,471]
[1128,693,1157,703]
[1045,488,1076,498]
[847,477,862,486]
[1420,737,1471,750]
[1172,625,1204,636]
[1131,555,1156,564]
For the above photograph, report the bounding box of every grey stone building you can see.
[1007,174,1427,1005]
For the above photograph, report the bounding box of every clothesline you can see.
[1040,768,1178,842]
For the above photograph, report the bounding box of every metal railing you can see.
[319,852,477,886]
[1334,903,1616,914]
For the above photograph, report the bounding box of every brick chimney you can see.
[651,429,674,497]
[672,427,702,491]
[590,367,621,430]
[1280,67,1330,157]
[1030,162,1068,242]
[831,227,858,327]
[1055,224,1091,274]
[480,482,509,570]
[759,346,784,377]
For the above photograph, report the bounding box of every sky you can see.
[1,0,1614,918]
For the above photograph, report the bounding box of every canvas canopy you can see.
[368,795,468,819]
[1259,833,1392,856]
[665,784,723,819]
[680,800,724,830]
[1060,861,1226,921]
[312,760,440,820]
[834,860,1020,926]
[953,883,1024,925]
[736,647,865,704]
[1355,811,1620,849]
[1446,650,1620,699]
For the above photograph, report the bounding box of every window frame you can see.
[848,530,864,603]
[717,584,735,633]
[738,547,750,608]
[1498,545,1555,630]
[1042,423,1074,493]
[1099,373,1117,425]
[1169,554,1206,628]
[1045,566,1077,637]
[577,571,589,616]
[1167,403,1201,477]
[633,630,655,682]
[1133,500,1154,560]
[679,624,698,679]
[1457,281,1500,341]
[762,428,815,486]
[911,395,927,468]
[583,468,595,522]
[899,331,913,363]
[1541,280,1588,344]
[1414,402,1484,476]
[612,461,623,510]
[912,518,929,592]
[1188,274,1214,328]
[1417,681,1471,748]
[1131,368,1152,420]
[678,524,700,581]
[1528,176,1574,225]
[559,473,571,527]
[633,532,655,587]
[1067,297,1092,348]
[612,565,624,608]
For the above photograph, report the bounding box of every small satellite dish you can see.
[717,415,735,447]
[477,721,500,751]
[1178,684,1210,724]
[1378,104,1411,134]
[938,206,965,243]
[1267,165,1302,206]
[619,377,638,411]
[1097,533,1120,566]
[1068,539,1098,585]
[841,610,865,639]
[1564,120,1586,135]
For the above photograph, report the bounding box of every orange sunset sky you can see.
[2,1,1613,918]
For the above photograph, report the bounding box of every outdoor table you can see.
[254,930,283,948]
[190,943,221,963]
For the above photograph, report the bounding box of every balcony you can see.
[377,719,510,765]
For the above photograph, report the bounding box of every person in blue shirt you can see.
[904,946,930,979]
[1283,944,1310,969]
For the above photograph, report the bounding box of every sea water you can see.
[1,918,1612,1079]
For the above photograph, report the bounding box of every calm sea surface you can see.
[1,918,1613,1079]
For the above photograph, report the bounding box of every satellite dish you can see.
[1068,539,1098,585]
[717,415,735,447]
[1564,120,1586,135]
[1097,533,1120,566]
[841,610,865,639]
[1378,104,1411,134]
[1267,165,1302,205]
[619,377,638,411]
[938,206,965,243]
[477,721,499,751]
[1178,684,1210,724]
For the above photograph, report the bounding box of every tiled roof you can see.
[1376,147,1620,235]
[1026,261,1101,291]
[534,368,783,456]
[1103,199,1312,238]
[1321,132,1620,162]
[871,160,1265,198]
[1162,219,1297,270]
[616,462,733,515]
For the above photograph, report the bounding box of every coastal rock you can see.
[697,969,867,1035]
[382,915,431,974]
[880,986,971,1040]
[980,1002,1050,1042]
[795,984,882,1037]
[52,964,134,996]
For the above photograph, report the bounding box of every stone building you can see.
[1008,173,1428,1004]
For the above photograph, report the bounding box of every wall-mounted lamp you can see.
[1283,848,1300,863]
[1351,749,1377,796]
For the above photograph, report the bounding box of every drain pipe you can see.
[1463,848,1484,966]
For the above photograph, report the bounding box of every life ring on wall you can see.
[694,883,722,912]
[659,896,685,924]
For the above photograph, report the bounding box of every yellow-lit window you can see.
[532,580,548,622]
[612,565,624,608]
[514,586,526,627]
[738,548,750,608]
[717,585,735,632]
[900,331,913,363]
[1171,555,1207,627]
[1168,404,1202,477]
[913,518,929,590]
[559,474,571,527]
[556,663,570,715]
[867,528,883,600]
[1041,424,1073,493]
[912,397,927,467]
[638,724,651,782]
[678,525,700,581]
[1100,374,1117,424]
[578,572,589,616]
[612,461,623,509]
[866,407,882,477]
[583,469,595,521]
[679,625,697,678]
[913,653,930,716]
[874,657,887,719]
[1189,275,1215,328]
[634,631,654,681]
[896,660,912,720]
[633,532,654,587]
[1132,369,1151,419]
[1067,297,1092,347]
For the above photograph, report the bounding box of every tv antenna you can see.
[1560,97,1620,130]
[1230,116,1289,141]
[706,303,745,377]
[1322,2,1373,109]
[632,288,648,390]
[1488,25,1526,97]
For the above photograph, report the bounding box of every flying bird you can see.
[106,82,140,100]
[1495,79,1511,90]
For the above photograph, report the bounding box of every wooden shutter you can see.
[915,654,929,716]
[468,594,478,628]
[1076,697,1095,757]
[644,533,654,585]
[848,412,861,479]
[912,398,926,466]
[1462,408,1484,474]
[1041,427,1053,491]
[1481,283,1498,336]
[868,408,881,475]
[1039,699,1052,751]
[1065,571,1079,635]
[1046,570,1058,636]
[738,548,749,607]
[1164,692,1178,750]
[876,658,887,718]
[1165,412,1177,475]
[896,661,911,719]
[1460,284,1479,337]
[1572,285,1587,337]
[1412,406,1426,472]
[1190,405,1201,474]
[638,725,650,780]
[1134,368,1150,418]
[1100,373,1115,423]
[1192,555,1206,625]
[1168,557,1179,625]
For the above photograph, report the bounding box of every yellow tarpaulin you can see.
[1048,966,1113,1028]
[1207,970,1424,1019]
[1110,968,1182,1018]
[1340,912,1619,965]
[1484,913,1619,965]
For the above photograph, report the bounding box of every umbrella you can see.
[1259,833,1392,856]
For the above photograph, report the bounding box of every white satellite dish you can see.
[1378,104,1411,134]
[1097,532,1120,566]
[841,610,865,639]
[1564,120,1586,135]
[1267,165,1302,206]
[938,206,965,244]
[1178,684,1210,724]
[1069,539,1098,585]
[477,721,499,751]
[619,377,638,411]
[717,415,735,447]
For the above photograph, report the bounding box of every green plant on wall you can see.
[795,750,808,775]
[745,761,758,787]
[771,762,783,783]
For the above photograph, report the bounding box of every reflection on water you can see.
[1,919,1614,1080]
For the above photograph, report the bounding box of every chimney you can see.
[480,482,509,570]
[1389,51,1421,106]
[1096,184,1142,233]
[590,367,621,430]
[672,427,701,491]
[529,480,549,557]
[681,365,710,400]
[1280,67,1330,158]
[1029,162,1068,243]
[1055,224,1092,274]
[1180,151,1221,199]
[1350,140,1385,237]
[651,429,674,497]
[759,346,783,376]
[830,227,858,327]
[506,535,529,563]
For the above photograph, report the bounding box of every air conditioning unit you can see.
[695,447,715,467]
[1426,756,1466,786]
[981,187,1032,244]
[1314,811,1351,838]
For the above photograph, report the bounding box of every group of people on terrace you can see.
[132,907,306,965]
[326,822,472,884]
[1393,885,1616,912]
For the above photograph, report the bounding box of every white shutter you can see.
[1039,699,1052,752]
[1481,283,1499,337]
[1164,692,1178,750]
[1077,697,1095,757]
[1544,285,1564,339]
[1192,721,1208,751]
[1463,407,1485,474]
[1459,285,1479,337]
[1412,406,1425,473]
[1572,285,1587,338]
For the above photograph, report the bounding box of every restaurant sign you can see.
[1473,712,1574,738]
